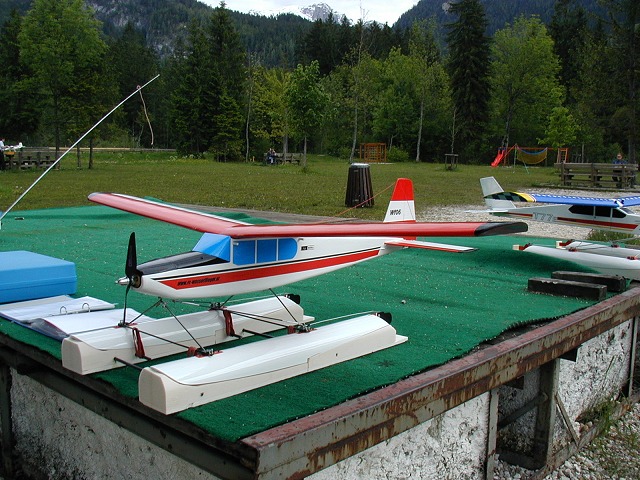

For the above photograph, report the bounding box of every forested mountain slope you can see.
[2,0,605,61]
[0,0,312,64]
[397,0,606,34]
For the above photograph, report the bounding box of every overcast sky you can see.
[209,1,419,25]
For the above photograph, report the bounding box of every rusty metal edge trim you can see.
[242,287,640,478]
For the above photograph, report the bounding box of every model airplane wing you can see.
[485,191,640,208]
[88,192,253,231]
[89,192,527,239]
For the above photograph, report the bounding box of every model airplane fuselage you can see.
[127,235,403,299]
[89,178,527,300]
[481,177,640,235]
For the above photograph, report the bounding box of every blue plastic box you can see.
[0,251,77,304]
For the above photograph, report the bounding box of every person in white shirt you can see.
[0,138,5,170]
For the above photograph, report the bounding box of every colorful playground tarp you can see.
[492,145,551,167]
[517,147,548,165]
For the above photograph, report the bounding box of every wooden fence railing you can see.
[3,149,56,170]
[555,162,638,189]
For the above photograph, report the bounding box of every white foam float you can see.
[514,242,640,280]
[62,296,311,375]
[138,314,407,414]
[556,240,640,259]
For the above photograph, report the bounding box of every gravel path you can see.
[493,402,640,480]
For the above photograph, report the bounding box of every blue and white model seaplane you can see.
[480,176,640,280]
[62,179,527,414]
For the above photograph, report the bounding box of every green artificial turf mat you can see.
[0,205,601,441]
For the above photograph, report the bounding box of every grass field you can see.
[0,151,561,220]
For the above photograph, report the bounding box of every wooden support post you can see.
[485,389,499,479]
[531,359,559,469]
[625,316,638,398]
[498,360,560,471]
[0,359,15,478]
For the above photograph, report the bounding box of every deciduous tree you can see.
[18,0,107,153]
[286,61,328,167]
[490,16,564,148]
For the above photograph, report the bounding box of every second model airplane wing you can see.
[485,191,640,208]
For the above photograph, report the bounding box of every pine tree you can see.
[445,0,491,156]
[548,0,589,104]
[207,4,246,160]
[171,4,246,157]
[171,20,218,155]
[0,10,38,141]
[598,0,640,163]
[107,23,159,147]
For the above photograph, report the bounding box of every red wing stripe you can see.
[222,221,527,238]
[556,217,637,230]
[158,250,380,290]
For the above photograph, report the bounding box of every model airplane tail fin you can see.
[480,177,516,210]
[384,178,416,223]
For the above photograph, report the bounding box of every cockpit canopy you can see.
[568,205,628,218]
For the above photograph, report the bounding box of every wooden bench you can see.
[555,162,638,189]
[264,152,302,165]
[6,149,56,170]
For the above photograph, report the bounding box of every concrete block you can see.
[528,277,607,301]
[552,271,627,293]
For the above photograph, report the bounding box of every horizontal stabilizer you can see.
[385,239,476,252]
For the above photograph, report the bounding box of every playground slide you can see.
[491,150,505,167]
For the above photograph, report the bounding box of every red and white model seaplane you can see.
[91,178,527,300]
[61,179,527,414]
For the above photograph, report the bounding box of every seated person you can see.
[266,148,276,165]
[613,152,626,187]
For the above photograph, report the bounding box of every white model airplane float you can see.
[62,178,527,414]
[480,176,640,280]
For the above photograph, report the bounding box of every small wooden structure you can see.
[555,162,638,189]
[445,153,458,170]
[359,143,387,163]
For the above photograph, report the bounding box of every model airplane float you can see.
[62,178,528,414]
[480,176,640,280]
